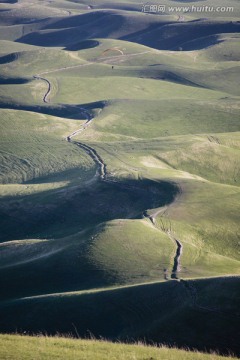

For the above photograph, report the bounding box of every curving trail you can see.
[160,226,183,280]
[170,236,183,279]
[33,50,156,105]
[34,60,184,284]
[147,204,184,280]
[67,108,93,140]
[33,63,94,104]
[74,141,107,180]
[67,119,184,283]
[33,76,51,103]
[33,68,108,180]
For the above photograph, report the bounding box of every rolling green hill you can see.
[0,0,239,358]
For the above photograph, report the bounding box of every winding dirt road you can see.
[34,58,184,283]
[32,49,155,103]
[33,76,51,103]
[147,204,183,280]
[170,236,183,279]
[67,108,93,141]
[74,141,107,180]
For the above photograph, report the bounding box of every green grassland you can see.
[0,108,95,184]
[0,0,240,357]
[0,335,238,360]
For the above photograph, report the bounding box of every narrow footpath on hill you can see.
[32,65,233,318]
[33,60,185,286]
[33,76,51,103]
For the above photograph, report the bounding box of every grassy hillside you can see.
[0,0,239,357]
[0,108,95,184]
[0,335,238,360]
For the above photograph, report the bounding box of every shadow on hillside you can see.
[10,9,240,51]
[177,34,225,51]
[0,53,18,64]
[0,277,239,357]
[0,0,18,3]
[0,100,106,120]
[0,178,179,243]
[0,177,179,299]
[0,77,30,85]
[64,39,100,51]
[138,69,205,87]
[16,12,125,47]
[122,21,240,50]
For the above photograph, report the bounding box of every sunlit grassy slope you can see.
[0,334,238,360]
[0,0,240,357]
[0,108,95,184]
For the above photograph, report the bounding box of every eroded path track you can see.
[34,63,183,284]
[74,141,107,180]
[170,237,183,279]
[33,76,51,103]
[67,109,93,140]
